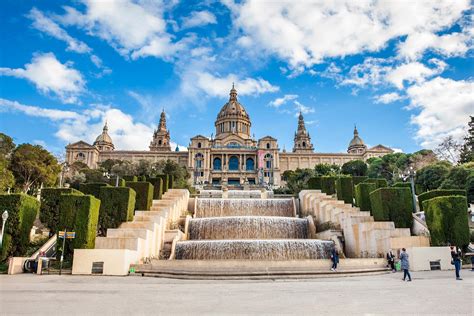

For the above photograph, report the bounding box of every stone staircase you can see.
[72,189,189,275]
[299,190,429,258]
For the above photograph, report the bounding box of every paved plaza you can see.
[1,270,472,315]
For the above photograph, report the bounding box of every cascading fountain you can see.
[175,192,334,260]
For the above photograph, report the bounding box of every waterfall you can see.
[195,198,295,217]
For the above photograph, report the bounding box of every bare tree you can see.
[434,136,461,164]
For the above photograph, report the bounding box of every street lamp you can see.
[0,210,8,248]
[59,163,70,188]
[104,172,119,187]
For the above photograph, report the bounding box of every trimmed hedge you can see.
[423,195,470,247]
[107,177,126,187]
[57,194,100,259]
[0,194,40,261]
[365,178,388,188]
[39,188,83,234]
[156,174,169,193]
[354,182,377,212]
[393,182,414,195]
[146,177,163,200]
[138,175,147,182]
[78,182,110,198]
[122,175,138,182]
[321,176,337,195]
[168,175,174,189]
[369,187,413,228]
[125,181,154,210]
[352,176,369,187]
[307,177,322,190]
[336,176,353,204]
[418,189,467,213]
[99,187,136,233]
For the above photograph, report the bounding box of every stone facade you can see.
[66,85,393,186]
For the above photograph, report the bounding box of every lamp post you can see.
[59,163,69,188]
[104,172,119,187]
[408,166,417,213]
[0,210,8,248]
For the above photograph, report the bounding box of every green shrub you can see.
[418,189,466,212]
[122,175,138,182]
[365,178,388,188]
[321,176,337,195]
[78,182,110,198]
[168,175,174,189]
[98,187,136,233]
[0,194,39,261]
[107,177,126,187]
[352,176,369,187]
[307,177,322,190]
[393,182,414,195]
[138,175,146,182]
[354,183,377,212]
[336,176,353,204]
[39,188,83,234]
[146,177,163,199]
[369,187,413,228]
[125,181,154,210]
[57,194,100,259]
[423,195,470,247]
[156,174,169,193]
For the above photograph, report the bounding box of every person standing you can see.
[450,246,463,280]
[400,248,412,282]
[386,249,395,272]
[330,248,339,272]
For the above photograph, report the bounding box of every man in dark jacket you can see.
[450,246,462,280]
[386,249,395,272]
[330,248,339,272]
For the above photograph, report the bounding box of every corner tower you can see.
[293,112,314,153]
[214,84,252,140]
[149,110,171,151]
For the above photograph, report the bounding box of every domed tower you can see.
[347,125,367,154]
[215,84,251,140]
[293,112,314,153]
[93,121,114,151]
[150,110,171,151]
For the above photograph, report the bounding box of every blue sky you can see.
[0,0,472,157]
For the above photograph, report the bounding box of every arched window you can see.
[302,141,306,148]
[245,158,255,171]
[197,142,202,148]
[264,153,273,169]
[195,153,203,169]
[213,157,222,170]
[76,152,85,160]
[158,140,162,145]
[266,143,270,149]
[229,156,239,171]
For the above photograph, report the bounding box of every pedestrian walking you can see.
[330,248,339,272]
[386,249,395,272]
[399,248,412,282]
[450,246,463,280]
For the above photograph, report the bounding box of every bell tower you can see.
[293,112,314,153]
[149,110,171,151]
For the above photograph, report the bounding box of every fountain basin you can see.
[174,240,334,260]
[195,198,295,217]
[188,216,309,240]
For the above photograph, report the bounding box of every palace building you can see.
[66,85,393,186]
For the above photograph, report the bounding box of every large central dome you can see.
[215,85,252,140]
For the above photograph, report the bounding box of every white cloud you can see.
[0,98,187,150]
[227,0,470,69]
[268,94,298,108]
[0,53,85,104]
[373,92,403,104]
[192,72,279,98]
[386,59,446,89]
[407,77,474,148]
[181,10,217,29]
[60,0,187,60]
[27,8,91,54]
[397,32,470,61]
[294,100,315,116]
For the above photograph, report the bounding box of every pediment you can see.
[66,141,94,149]
[368,144,393,152]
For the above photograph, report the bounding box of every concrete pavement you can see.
[1,270,472,315]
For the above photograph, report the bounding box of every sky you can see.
[0,0,473,157]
